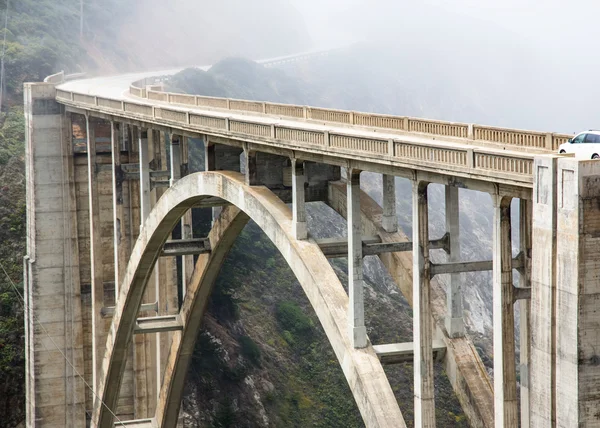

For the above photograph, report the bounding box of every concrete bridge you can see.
[23,58,598,428]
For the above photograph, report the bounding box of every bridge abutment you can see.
[554,158,600,426]
[24,83,86,427]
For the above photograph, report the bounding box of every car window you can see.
[585,133,600,143]
[572,134,586,144]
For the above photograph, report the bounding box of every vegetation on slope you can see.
[0,1,133,425]
[172,60,468,427]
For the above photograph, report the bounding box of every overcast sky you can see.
[118,0,599,132]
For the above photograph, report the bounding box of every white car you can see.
[558,130,600,159]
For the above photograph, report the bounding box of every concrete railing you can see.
[55,88,537,184]
[127,85,572,152]
[44,71,65,84]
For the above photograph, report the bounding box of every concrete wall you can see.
[24,83,85,427]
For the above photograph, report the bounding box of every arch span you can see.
[92,171,406,428]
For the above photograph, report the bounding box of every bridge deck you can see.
[55,66,564,197]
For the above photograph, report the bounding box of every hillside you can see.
[168,59,470,427]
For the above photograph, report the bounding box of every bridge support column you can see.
[139,129,151,224]
[412,181,436,428]
[530,156,558,427]
[519,199,532,428]
[492,195,518,427]
[111,121,129,296]
[181,137,194,294]
[169,135,181,186]
[24,84,86,427]
[382,174,397,233]
[86,116,108,398]
[347,169,367,348]
[292,159,307,240]
[134,126,157,418]
[445,185,464,338]
[554,158,600,427]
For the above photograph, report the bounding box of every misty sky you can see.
[117,0,599,133]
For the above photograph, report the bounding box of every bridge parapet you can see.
[55,89,538,190]
[125,80,573,152]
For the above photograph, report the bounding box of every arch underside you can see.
[92,171,406,428]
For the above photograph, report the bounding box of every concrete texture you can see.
[412,181,436,427]
[24,83,86,427]
[492,195,518,427]
[445,185,465,338]
[92,171,406,428]
[327,181,495,428]
[555,158,600,427]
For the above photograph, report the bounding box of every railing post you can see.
[347,169,367,348]
[412,180,436,427]
[545,133,554,151]
[387,139,395,157]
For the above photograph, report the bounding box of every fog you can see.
[110,0,600,133]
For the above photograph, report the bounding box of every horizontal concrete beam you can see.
[513,286,531,302]
[317,233,449,258]
[134,315,183,334]
[373,340,447,365]
[161,238,211,257]
[430,253,524,277]
[101,301,159,317]
[113,418,156,427]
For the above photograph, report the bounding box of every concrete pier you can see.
[24,83,86,427]
[382,174,397,233]
[347,169,367,348]
[519,199,532,428]
[292,159,307,240]
[445,185,464,338]
[555,158,600,426]
[412,181,436,428]
[492,195,518,427]
[530,156,558,427]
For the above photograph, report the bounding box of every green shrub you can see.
[239,335,261,366]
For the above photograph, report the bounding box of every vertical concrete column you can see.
[170,136,182,186]
[554,158,600,426]
[382,174,397,233]
[519,199,532,428]
[412,180,436,428]
[139,128,150,224]
[492,194,518,427]
[180,137,194,293]
[445,185,465,338]
[530,156,558,427]
[86,116,106,395]
[24,83,86,427]
[347,169,367,348]
[111,121,126,297]
[244,148,258,186]
[292,159,307,240]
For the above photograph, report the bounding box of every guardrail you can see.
[44,71,65,84]
[55,88,536,185]
[127,85,572,152]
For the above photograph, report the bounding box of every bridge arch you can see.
[92,171,406,428]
